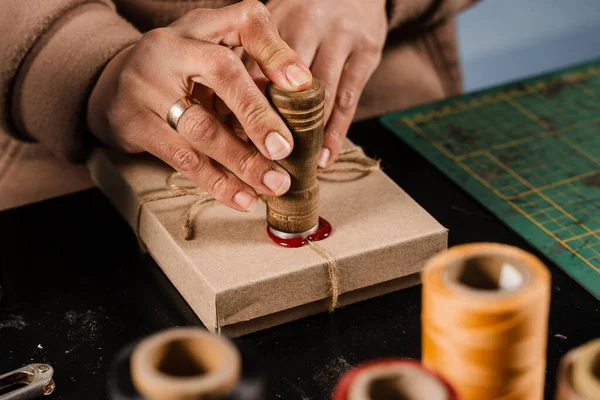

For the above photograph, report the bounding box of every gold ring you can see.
[166,96,200,130]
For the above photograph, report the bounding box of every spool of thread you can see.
[421,243,551,400]
[556,338,600,400]
[332,358,457,400]
[265,79,325,238]
[108,327,265,400]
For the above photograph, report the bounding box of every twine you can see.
[135,173,216,247]
[306,240,340,312]
[136,146,380,311]
[316,147,380,181]
[137,146,379,242]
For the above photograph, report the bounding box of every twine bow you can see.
[136,146,380,311]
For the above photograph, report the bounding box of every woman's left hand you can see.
[245,0,387,167]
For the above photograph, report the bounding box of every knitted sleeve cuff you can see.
[11,2,141,161]
[386,0,477,31]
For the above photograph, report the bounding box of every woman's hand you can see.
[87,1,313,212]
[248,0,387,168]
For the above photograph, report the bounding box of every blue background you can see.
[458,0,600,91]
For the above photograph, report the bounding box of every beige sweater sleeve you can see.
[1,0,141,161]
[387,0,477,30]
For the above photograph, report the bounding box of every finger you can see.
[283,35,319,68]
[221,74,268,142]
[180,41,294,161]
[172,0,313,91]
[320,53,378,168]
[177,104,291,196]
[138,114,258,212]
[241,53,263,83]
[146,34,294,162]
[310,39,353,125]
[213,97,231,117]
[266,1,320,66]
[226,114,248,142]
[213,75,267,116]
[191,84,215,111]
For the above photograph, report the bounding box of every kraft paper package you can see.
[88,141,447,336]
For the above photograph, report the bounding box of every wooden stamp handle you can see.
[266,79,325,235]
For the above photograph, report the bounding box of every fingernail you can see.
[233,191,257,212]
[318,147,331,168]
[263,170,291,196]
[285,64,312,88]
[265,131,292,160]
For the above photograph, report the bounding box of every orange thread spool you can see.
[421,243,551,400]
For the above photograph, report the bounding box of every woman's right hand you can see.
[87,1,313,212]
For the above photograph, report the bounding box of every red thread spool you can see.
[332,358,457,400]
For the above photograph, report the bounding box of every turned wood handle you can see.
[266,79,325,234]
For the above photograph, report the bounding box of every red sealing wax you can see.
[267,217,332,248]
[332,358,458,400]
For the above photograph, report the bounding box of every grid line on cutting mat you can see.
[381,62,600,298]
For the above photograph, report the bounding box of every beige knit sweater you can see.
[0,0,476,210]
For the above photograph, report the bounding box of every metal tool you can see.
[0,364,55,400]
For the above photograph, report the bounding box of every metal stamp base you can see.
[268,224,320,240]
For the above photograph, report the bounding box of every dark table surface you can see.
[1,118,598,400]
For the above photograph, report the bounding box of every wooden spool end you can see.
[130,327,241,400]
[344,361,454,400]
[571,339,600,399]
[266,79,325,236]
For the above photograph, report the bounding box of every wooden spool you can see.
[346,362,454,400]
[266,79,325,237]
[556,338,600,400]
[130,327,240,400]
[332,359,456,400]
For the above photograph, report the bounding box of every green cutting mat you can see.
[381,60,600,298]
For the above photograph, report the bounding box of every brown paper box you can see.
[88,142,447,337]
